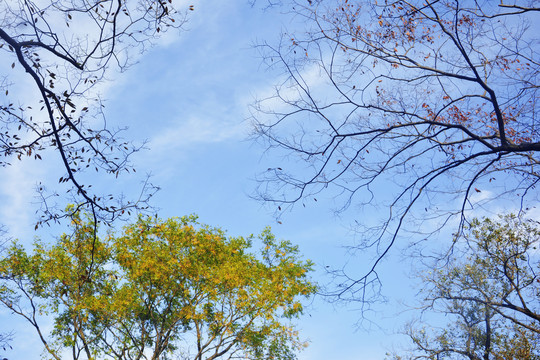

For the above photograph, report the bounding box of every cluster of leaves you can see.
[252,0,540,307]
[0,213,316,360]
[389,214,539,359]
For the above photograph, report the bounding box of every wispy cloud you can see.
[0,160,44,241]
[150,114,247,152]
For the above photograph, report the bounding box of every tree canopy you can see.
[252,0,540,304]
[390,214,540,360]
[0,213,316,360]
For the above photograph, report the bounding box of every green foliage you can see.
[390,214,540,360]
[0,214,316,360]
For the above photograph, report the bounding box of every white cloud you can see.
[150,115,247,152]
[0,160,43,241]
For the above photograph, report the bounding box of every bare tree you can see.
[251,0,540,307]
[0,0,193,227]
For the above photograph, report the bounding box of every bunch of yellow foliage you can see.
[0,213,316,360]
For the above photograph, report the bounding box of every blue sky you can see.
[2,1,522,359]
[100,2,413,358]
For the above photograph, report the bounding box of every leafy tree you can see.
[0,213,316,360]
[0,0,193,226]
[252,1,540,303]
[388,215,540,359]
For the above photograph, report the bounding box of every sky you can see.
[100,2,415,358]
[1,1,534,359]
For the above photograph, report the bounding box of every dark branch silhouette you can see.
[0,0,191,226]
[251,0,540,311]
